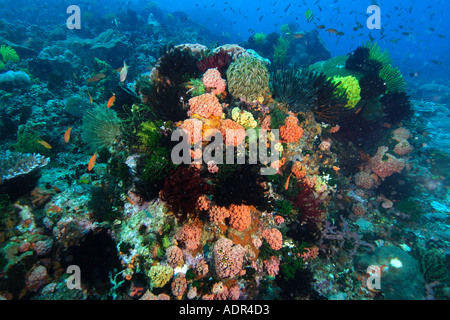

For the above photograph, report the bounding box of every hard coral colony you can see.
[0,1,447,304]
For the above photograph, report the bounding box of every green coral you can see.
[136,121,161,151]
[253,32,267,45]
[186,78,205,97]
[269,107,287,129]
[135,120,176,199]
[280,24,291,34]
[331,75,361,109]
[280,244,308,280]
[93,57,113,73]
[226,55,270,103]
[0,45,19,65]
[415,247,449,284]
[364,42,393,66]
[273,37,291,65]
[363,42,406,94]
[379,64,407,94]
[275,199,292,216]
[12,125,51,156]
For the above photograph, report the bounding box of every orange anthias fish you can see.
[120,60,129,82]
[37,140,52,149]
[326,28,338,34]
[317,25,326,29]
[126,196,135,205]
[107,93,116,108]
[88,152,97,171]
[285,173,292,190]
[87,73,106,83]
[88,91,93,103]
[64,127,72,143]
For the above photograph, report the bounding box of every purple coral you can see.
[213,237,245,279]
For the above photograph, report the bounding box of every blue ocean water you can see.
[0,0,448,303]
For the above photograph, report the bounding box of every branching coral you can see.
[273,37,291,65]
[0,150,49,184]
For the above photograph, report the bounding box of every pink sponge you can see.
[213,237,245,278]
[262,228,283,251]
[370,146,406,179]
[203,67,226,96]
[187,93,223,118]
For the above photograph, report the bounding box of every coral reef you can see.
[0,4,446,302]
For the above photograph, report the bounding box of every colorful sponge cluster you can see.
[280,115,303,143]
[187,93,223,118]
[262,228,283,251]
[203,68,226,96]
[220,119,246,146]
